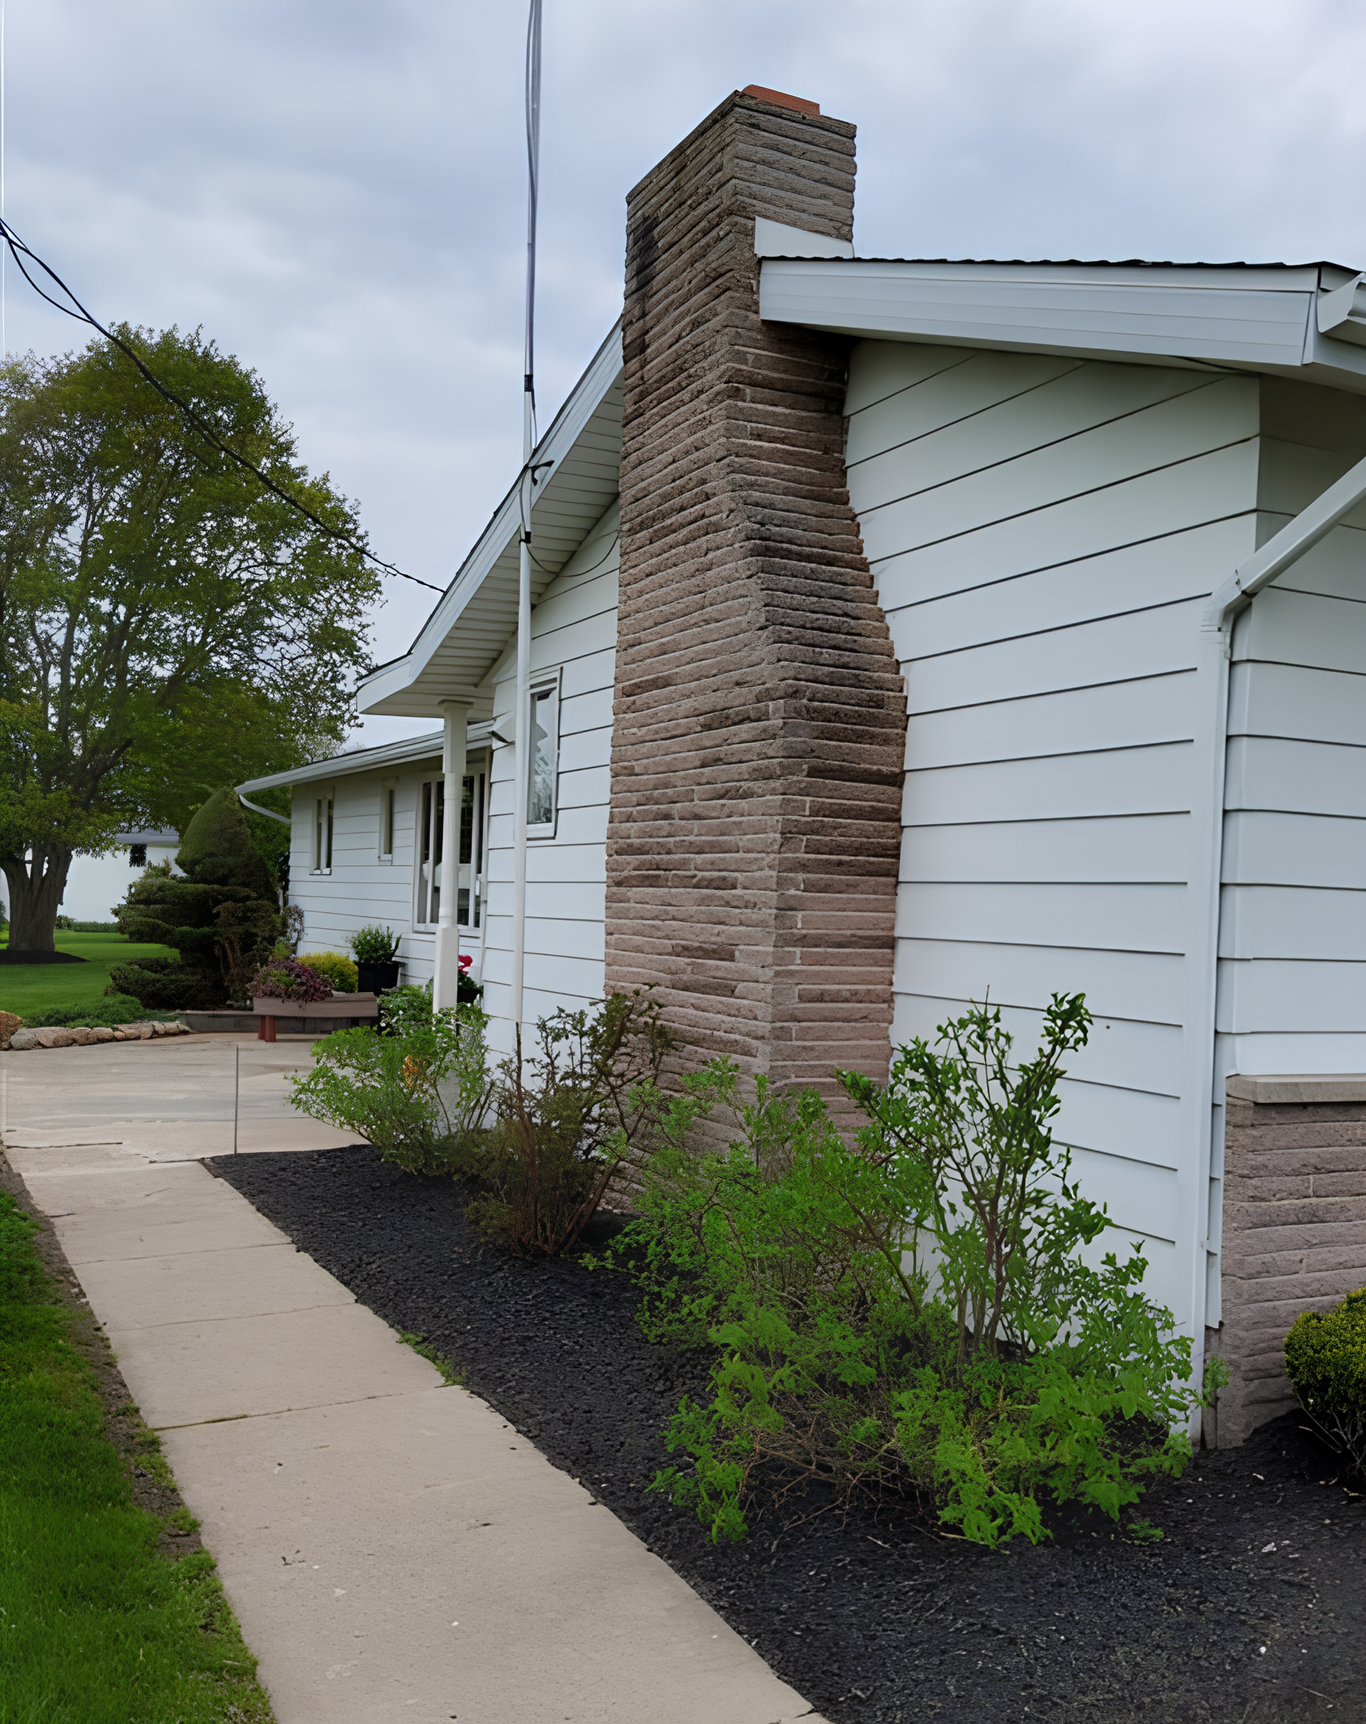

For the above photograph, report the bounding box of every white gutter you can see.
[237,793,291,827]
[1182,448,1366,1417]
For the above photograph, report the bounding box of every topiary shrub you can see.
[111,790,281,1008]
[297,951,359,993]
[1285,1288,1366,1476]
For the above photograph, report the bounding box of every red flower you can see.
[458,953,473,971]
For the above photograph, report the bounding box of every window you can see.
[414,761,488,930]
[379,786,395,862]
[414,778,444,926]
[312,794,333,874]
[528,680,559,836]
[458,768,486,927]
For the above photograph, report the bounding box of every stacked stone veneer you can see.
[605,89,905,1093]
[1209,1074,1366,1447]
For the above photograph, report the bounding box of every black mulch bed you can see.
[212,1145,1366,1724]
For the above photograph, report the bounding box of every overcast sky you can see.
[8,0,1366,747]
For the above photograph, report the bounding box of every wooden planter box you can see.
[252,992,380,1042]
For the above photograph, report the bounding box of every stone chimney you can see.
[605,88,905,1093]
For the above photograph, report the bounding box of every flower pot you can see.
[356,960,401,993]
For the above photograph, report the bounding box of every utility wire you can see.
[0,215,445,593]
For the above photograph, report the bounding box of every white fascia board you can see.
[356,323,624,719]
[236,721,495,795]
[761,259,1319,371]
[754,216,853,258]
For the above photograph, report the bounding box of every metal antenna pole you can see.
[510,0,542,1041]
[233,1042,240,1154]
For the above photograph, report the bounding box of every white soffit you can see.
[759,258,1366,392]
[754,217,853,259]
[358,323,625,719]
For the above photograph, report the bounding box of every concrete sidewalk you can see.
[2,1037,825,1724]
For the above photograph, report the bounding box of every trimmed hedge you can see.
[1285,1288,1366,1475]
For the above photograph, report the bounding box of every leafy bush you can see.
[349,924,399,964]
[67,920,121,933]
[249,956,334,1003]
[54,914,76,930]
[290,997,493,1175]
[1285,1288,1366,1476]
[298,950,359,993]
[472,990,674,1257]
[617,997,1209,1549]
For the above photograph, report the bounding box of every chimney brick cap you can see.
[741,85,821,117]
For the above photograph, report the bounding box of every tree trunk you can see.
[2,849,73,951]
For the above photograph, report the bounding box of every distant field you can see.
[0,931,177,1019]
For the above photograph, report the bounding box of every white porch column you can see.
[433,698,471,1011]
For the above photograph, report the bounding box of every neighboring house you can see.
[60,828,180,922]
[240,86,1366,1444]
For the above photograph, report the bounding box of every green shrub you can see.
[68,920,121,933]
[472,990,673,1257]
[290,996,493,1175]
[297,950,359,993]
[616,996,1210,1549]
[349,924,399,964]
[31,996,178,1028]
[1285,1288,1366,1475]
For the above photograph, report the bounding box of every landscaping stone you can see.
[0,1018,191,1050]
[0,1010,21,1049]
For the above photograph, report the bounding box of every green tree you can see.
[111,787,282,1009]
[0,326,379,949]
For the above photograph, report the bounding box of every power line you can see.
[0,216,445,594]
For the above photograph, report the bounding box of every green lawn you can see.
[0,1192,274,1723]
[0,931,177,1020]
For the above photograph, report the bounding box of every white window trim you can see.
[378,778,398,865]
[412,774,444,930]
[527,669,561,841]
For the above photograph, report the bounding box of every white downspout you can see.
[1184,446,1366,1420]
[433,698,470,1011]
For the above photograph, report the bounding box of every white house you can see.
[59,828,180,923]
[241,86,1366,1441]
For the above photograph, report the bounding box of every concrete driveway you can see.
[2,1034,825,1724]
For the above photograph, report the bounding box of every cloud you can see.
[6,0,1366,744]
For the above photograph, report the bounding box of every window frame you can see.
[378,782,396,864]
[527,671,561,841]
[311,788,335,876]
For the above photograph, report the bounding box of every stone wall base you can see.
[1206,1074,1366,1447]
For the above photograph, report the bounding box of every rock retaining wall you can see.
[4,1020,191,1050]
[1207,1073,1366,1446]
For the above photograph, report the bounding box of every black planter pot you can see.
[356,960,401,993]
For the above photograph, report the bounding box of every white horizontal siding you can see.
[1218,498,1366,1083]
[479,502,618,1055]
[287,758,445,985]
[849,339,1262,1334]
